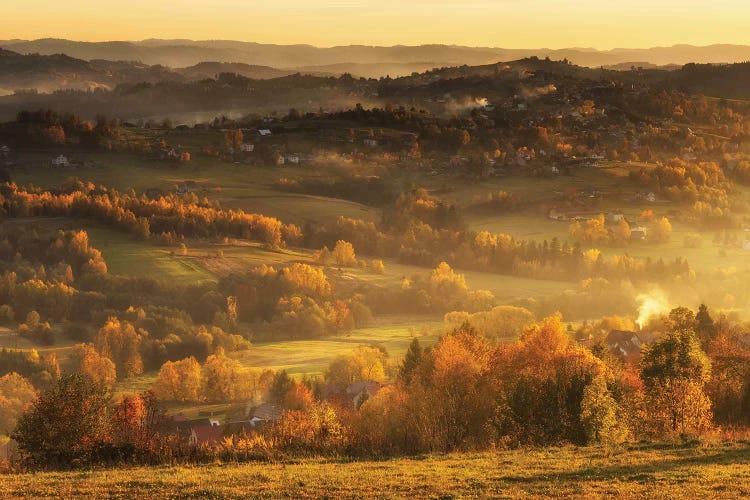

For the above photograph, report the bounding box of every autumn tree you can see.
[333,240,357,267]
[71,343,117,389]
[110,391,166,455]
[202,348,248,402]
[491,315,608,445]
[404,328,495,451]
[325,346,388,386]
[650,216,673,243]
[152,357,202,402]
[0,372,36,434]
[94,318,143,378]
[640,323,712,435]
[580,373,628,447]
[12,374,112,467]
[224,129,244,148]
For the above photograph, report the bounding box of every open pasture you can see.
[2,442,749,498]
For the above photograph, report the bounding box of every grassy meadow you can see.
[2,442,749,498]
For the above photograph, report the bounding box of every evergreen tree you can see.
[695,303,717,343]
[399,338,423,384]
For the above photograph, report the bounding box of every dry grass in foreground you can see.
[2,441,750,499]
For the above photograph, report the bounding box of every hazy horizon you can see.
[4,0,750,49]
[4,36,750,52]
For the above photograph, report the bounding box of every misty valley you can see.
[2,28,750,498]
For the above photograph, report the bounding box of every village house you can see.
[548,208,569,221]
[166,148,180,160]
[321,381,383,409]
[347,381,382,409]
[51,154,70,167]
[176,180,199,194]
[239,143,255,153]
[630,226,648,241]
[363,138,378,147]
[606,330,644,358]
[681,148,698,162]
[285,153,300,164]
[606,210,625,223]
[245,402,281,427]
[189,422,223,446]
[166,416,223,447]
[257,129,273,137]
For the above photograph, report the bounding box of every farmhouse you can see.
[176,180,199,194]
[246,402,281,426]
[630,226,648,241]
[606,330,643,358]
[606,210,625,223]
[347,381,382,409]
[51,154,70,167]
[322,381,383,409]
[189,422,223,446]
[285,153,301,164]
[548,208,569,221]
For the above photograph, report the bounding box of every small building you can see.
[606,210,625,223]
[240,143,255,153]
[176,180,199,194]
[258,129,273,137]
[630,226,648,241]
[363,138,378,147]
[606,330,643,358]
[285,153,300,165]
[189,423,223,446]
[346,381,382,409]
[276,155,286,166]
[246,402,281,427]
[51,154,69,167]
[548,208,569,221]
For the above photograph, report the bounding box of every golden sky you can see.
[2,0,749,48]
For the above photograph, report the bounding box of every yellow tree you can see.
[650,216,673,243]
[0,373,37,434]
[612,219,632,245]
[325,346,387,386]
[94,317,143,378]
[203,348,244,402]
[71,343,117,389]
[153,357,202,402]
[332,240,357,267]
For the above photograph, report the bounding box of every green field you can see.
[11,150,381,226]
[2,442,749,498]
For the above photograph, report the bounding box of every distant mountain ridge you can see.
[3,39,750,70]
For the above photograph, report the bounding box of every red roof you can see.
[191,425,223,446]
